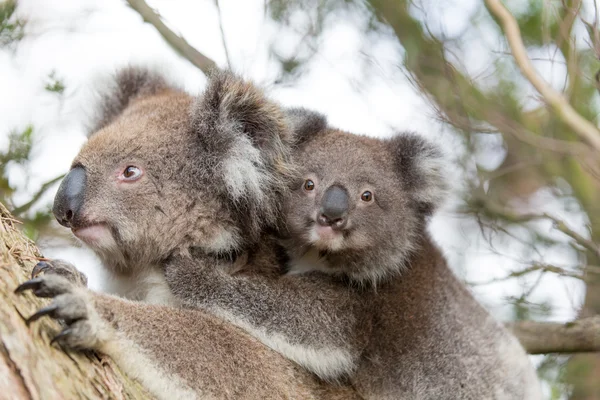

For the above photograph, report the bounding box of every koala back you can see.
[352,236,542,399]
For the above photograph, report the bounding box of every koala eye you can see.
[121,166,143,181]
[361,191,373,202]
[303,179,315,191]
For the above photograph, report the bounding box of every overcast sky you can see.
[0,0,587,333]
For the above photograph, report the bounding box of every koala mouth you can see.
[72,223,113,247]
[310,224,345,252]
[315,225,341,239]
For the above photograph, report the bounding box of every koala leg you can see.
[165,254,372,381]
[15,275,357,400]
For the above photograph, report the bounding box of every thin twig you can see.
[485,0,600,152]
[469,263,592,286]
[214,0,232,69]
[470,194,600,259]
[126,0,218,74]
[556,0,582,99]
[11,174,65,217]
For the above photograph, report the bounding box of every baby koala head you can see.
[283,109,448,285]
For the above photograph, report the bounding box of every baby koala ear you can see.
[284,107,328,146]
[387,133,449,216]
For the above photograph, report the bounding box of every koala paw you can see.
[31,259,88,287]
[15,275,106,349]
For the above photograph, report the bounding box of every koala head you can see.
[53,68,293,274]
[284,111,448,285]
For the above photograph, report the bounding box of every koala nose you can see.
[318,185,348,230]
[53,166,87,228]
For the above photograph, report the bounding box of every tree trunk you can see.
[0,202,150,400]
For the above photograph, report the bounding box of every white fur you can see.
[211,307,355,381]
[101,333,204,400]
[309,227,345,252]
[415,152,448,207]
[286,248,331,275]
[103,266,179,306]
[49,285,201,400]
[75,225,121,259]
[222,136,268,202]
[494,331,543,399]
[205,227,240,253]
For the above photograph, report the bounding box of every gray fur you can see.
[165,238,372,381]
[284,107,328,146]
[285,125,449,285]
[91,67,178,134]
[19,68,360,400]
[20,65,540,399]
[282,118,541,398]
[166,113,542,398]
[190,70,295,241]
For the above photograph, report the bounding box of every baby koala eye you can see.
[361,190,373,202]
[303,179,315,191]
[121,166,143,181]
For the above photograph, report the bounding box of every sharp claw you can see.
[26,304,59,325]
[31,261,50,279]
[50,328,72,345]
[14,277,44,294]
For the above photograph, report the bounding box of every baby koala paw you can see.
[15,274,107,350]
[31,259,88,287]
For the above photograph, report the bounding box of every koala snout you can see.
[53,166,87,228]
[318,185,349,230]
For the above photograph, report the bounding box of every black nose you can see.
[318,185,348,230]
[53,166,86,228]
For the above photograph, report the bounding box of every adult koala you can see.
[15,68,359,400]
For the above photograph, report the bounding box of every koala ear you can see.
[191,70,293,241]
[284,107,328,146]
[192,70,292,172]
[387,133,449,216]
[92,67,177,134]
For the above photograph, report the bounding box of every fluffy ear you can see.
[387,133,449,216]
[191,70,293,240]
[191,70,293,176]
[284,107,328,146]
[92,67,177,134]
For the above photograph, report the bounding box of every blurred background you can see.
[1,0,599,398]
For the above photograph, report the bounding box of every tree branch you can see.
[125,0,218,74]
[508,316,600,354]
[11,174,64,217]
[468,263,595,286]
[485,0,600,152]
[470,194,600,259]
[214,0,231,69]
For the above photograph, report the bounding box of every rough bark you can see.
[0,202,150,400]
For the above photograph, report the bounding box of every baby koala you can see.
[167,110,541,399]
[281,109,541,399]
[282,108,446,285]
